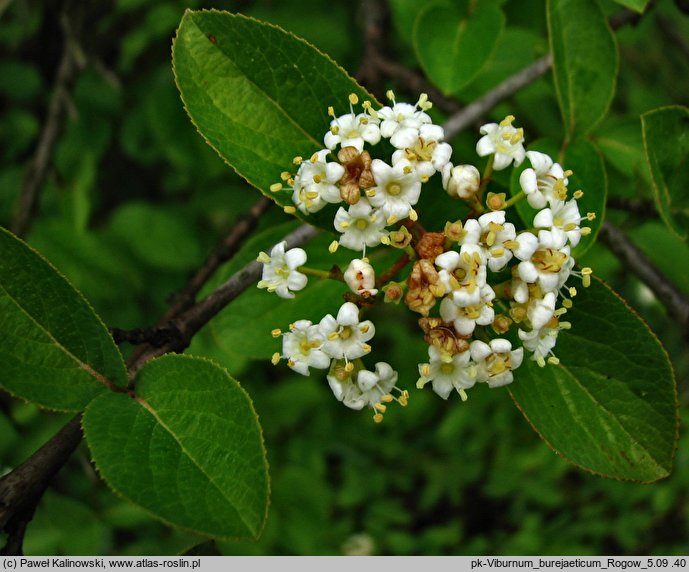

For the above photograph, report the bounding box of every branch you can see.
[0,415,82,555]
[606,196,658,219]
[11,12,80,238]
[125,223,320,378]
[442,55,552,140]
[598,221,689,337]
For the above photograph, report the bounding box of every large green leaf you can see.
[0,227,127,411]
[413,1,504,95]
[83,354,269,539]
[641,106,689,240]
[172,9,373,230]
[510,278,678,482]
[548,0,618,138]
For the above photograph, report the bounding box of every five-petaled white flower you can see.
[324,98,381,152]
[476,115,526,170]
[470,338,524,388]
[417,345,477,400]
[279,320,331,376]
[368,158,422,222]
[320,302,375,361]
[519,151,570,209]
[334,199,388,252]
[533,198,585,247]
[328,361,399,410]
[378,94,433,149]
[516,230,572,293]
[291,150,346,213]
[257,241,308,299]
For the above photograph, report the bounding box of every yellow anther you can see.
[499,115,515,127]
[309,153,318,163]
[458,389,468,402]
[280,171,291,181]
[349,93,359,105]
[374,403,387,413]
[327,332,339,341]
[363,343,372,353]
[257,252,271,264]
[312,174,322,184]
[536,355,546,368]
[554,308,568,317]
[564,170,573,178]
[563,223,577,232]
[562,298,573,309]
[345,361,354,372]
[503,240,519,250]
[271,352,281,365]
[365,189,377,197]
[287,358,295,368]
[416,378,427,389]
[381,394,394,403]
[547,356,560,365]
[587,212,596,221]
[293,156,303,165]
[403,165,413,174]
[329,240,339,253]
[569,287,577,297]
[386,89,395,102]
[373,413,384,423]
[387,214,398,225]
[327,106,335,117]
[573,190,584,199]
[511,128,524,145]
[582,267,592,275]
[306,191,319,200]
[271,329,282,338]
[283,206,297,214]
[360,324,370,334]
[491,248,505,258]
[581,227,592,236]
[330,125,340,135]
[560,321,572,330]
[420,364,430,377]
[409,209,418,221]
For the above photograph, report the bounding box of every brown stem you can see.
[0,415,83,555]
[11,13,80,238]
[598,221,689,338]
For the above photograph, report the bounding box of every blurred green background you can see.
[1,0,688,556]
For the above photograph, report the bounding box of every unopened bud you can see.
[344,259,378,297]
[442,163,480,199]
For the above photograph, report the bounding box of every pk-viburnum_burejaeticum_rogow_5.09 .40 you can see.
[257,92,595,423]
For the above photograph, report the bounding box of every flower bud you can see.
[344,258,378,297]
[442,163,480,199]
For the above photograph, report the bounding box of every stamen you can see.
[271,329,282,338]
[329,240,339,253]
[271,352,281,365]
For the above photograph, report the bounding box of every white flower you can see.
[435,246,487,307]
[392,123,452,179]
[320,302,375,360]
[439,284,495,336]
[461,211,516,272]
[280,320,331,376]
[378,97,433,149]
[291,150,345,213]
[333,199,387,252]
[324,100,381,152]
[328,361,399,411]
[476,115,526,170]
[519,151,570,209]
[257,241,307,299]
[517,230,571,293]
[527,290,557,330]
[519,326,561,368]
[344,258,378,297]
[368,158,422,222]
[417,345,476,400]
[533,198,584,247]
[442,163,480,199]
[470,338,524,388]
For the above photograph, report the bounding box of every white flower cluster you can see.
[258,94,594,420]
[269,301,408,423]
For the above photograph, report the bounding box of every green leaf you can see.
[172,9,373,230]
[0,227,127,411]
[641,106,689,240]
[548,0,618,138]
[594,118,645,178]
[413,1,504,95]
[83,355,269,539]
[612,0,650,12]
[510,278,678,482]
